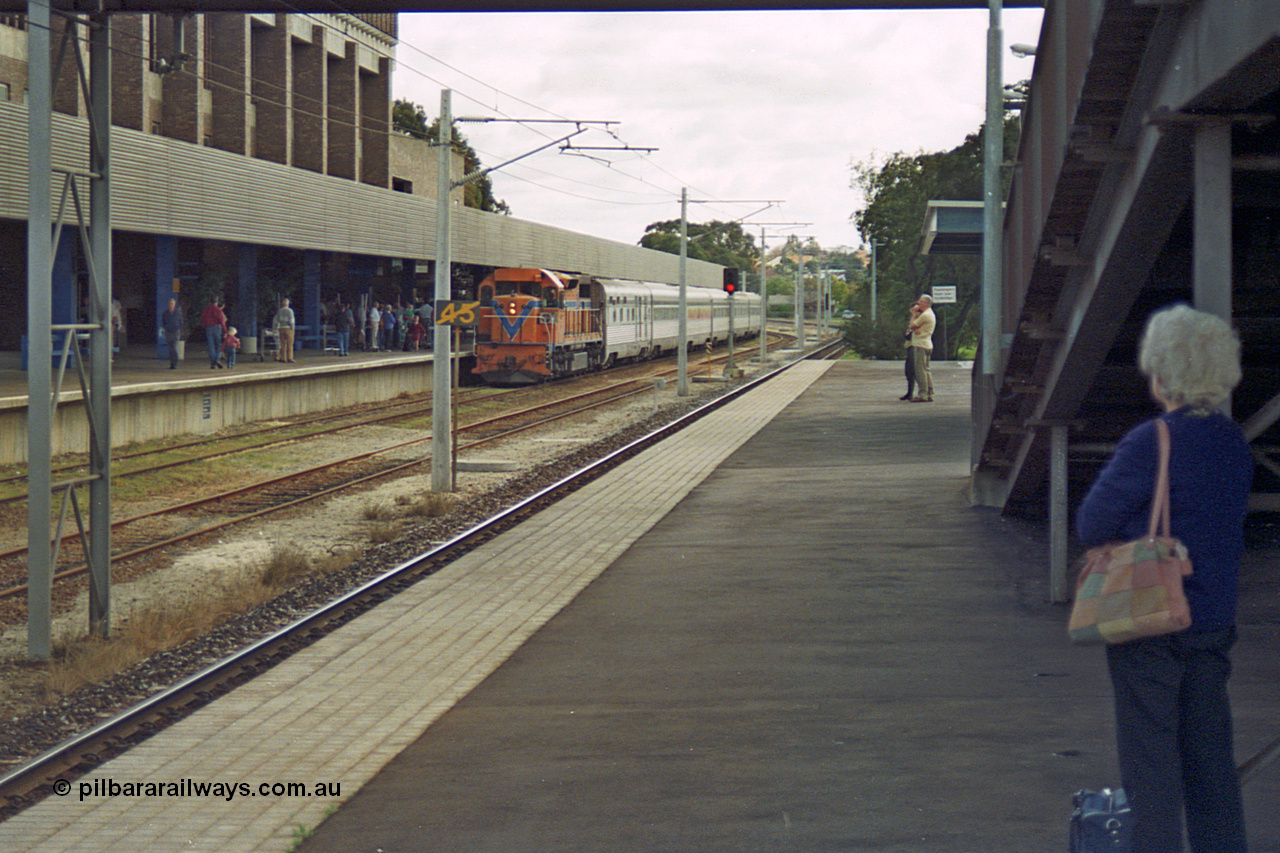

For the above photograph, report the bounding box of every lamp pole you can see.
[759,228,768,363]
[793,238,805,349]
[982,0,1003,375]
[678,187,689,396]
[869,239,882,326]
[431,90,454,493]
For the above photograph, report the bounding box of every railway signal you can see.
[723,268,740,295]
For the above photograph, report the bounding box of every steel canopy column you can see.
[27,0,53,660]
[237,244,258,340]
[303,249,321,350]
[1049,423,1068,603]
[1193,121,1232,322]
[87,11,112,636]
[1194,121,1233,416]
[155,236,178,359]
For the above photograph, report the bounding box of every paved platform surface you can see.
[296,360,1280,853]
[2,360,1277,853]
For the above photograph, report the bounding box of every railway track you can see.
[0,331,808,625]
[0,331,792,510]
[0,365,703,602]
[0,342,833,818]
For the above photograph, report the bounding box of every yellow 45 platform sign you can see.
[434,300,482,327]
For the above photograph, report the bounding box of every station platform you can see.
[1,360,1277,852]
[0,343,439,466]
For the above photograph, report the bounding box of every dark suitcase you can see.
[1069,787,1131,852]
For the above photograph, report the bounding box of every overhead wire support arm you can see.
[450,128,587,188]
[450,117,619,189]
[560,145,658,152]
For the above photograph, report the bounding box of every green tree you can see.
[639,220,759,272]
[392,99,511,215]
[848,114,1020,358]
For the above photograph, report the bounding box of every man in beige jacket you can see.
[908,294,935,402]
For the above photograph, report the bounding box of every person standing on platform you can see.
[334,302,352,357]
[162,297,183,370]
[1075,305,1251,853]
[273,297,296,363]
[900,302,922,401]
[381,304,396,352]
[221,325,241,370]
[367,303,380,352]
[908,294,935,402]
[201,296,228,369]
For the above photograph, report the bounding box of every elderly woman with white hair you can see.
[1076,304,1253,853]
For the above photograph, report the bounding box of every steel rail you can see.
[0,333,777,503]
[0,333,780,565]
[0,373,673,599]
[0,333,796,602]
[0,385,522,503]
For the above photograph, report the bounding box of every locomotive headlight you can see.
[507,303,518,316]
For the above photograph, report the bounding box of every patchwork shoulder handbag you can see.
[1068,419,1192,645]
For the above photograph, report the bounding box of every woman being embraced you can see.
[1076,304,1253,853]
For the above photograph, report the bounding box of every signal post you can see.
[723,269,743,379]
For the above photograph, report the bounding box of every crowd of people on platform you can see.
[357,300,433,354]
[165,295,437,368]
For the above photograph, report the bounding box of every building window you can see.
[391,177,413,194]
[0,82,9,102]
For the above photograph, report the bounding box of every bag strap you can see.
[1147,418,1173,539]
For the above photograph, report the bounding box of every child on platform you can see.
[222,325,242,370]
[408,316,426,351]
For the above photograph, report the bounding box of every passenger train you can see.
[473,268,763,386]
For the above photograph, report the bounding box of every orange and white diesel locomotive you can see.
[473,268,763,386]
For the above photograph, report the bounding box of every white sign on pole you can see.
[932,286,958,304]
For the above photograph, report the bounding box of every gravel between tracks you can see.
[0,375,742,783]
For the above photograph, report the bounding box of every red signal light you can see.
[723,268,740,294]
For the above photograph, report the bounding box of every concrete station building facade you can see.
[0,10,723,355]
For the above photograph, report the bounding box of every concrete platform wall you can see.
[0,357,434,465]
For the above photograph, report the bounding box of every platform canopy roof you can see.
[920,200,986,256]
[0,0,1043,11]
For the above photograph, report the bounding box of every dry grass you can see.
[398,492,456,519]
[43,544,355,698]
[362,500,396,521]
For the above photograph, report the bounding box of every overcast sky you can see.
[392,9,1044,252]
